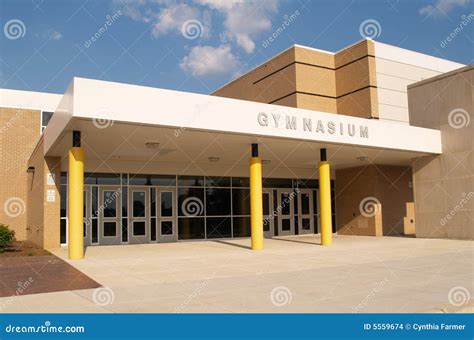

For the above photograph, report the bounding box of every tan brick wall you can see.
[212,40,379,119]
[0,107,41,240]
[336,165,413,236]
[26,138,61,249]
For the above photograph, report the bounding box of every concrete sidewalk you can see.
[0,235,472,313]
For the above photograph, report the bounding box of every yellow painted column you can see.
[68,147,84,259]
[319,159,333,246]
[250,154,263,250]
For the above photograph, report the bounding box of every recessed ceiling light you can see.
[145,142,160,149]
[208,157,220,162]
[356,156,369,161]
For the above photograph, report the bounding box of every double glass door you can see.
[276,189,316,236]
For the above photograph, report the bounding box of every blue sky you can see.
[0,0,472,95]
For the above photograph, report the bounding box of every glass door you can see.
[298,189,314,234]
[98,186,121,245]
[277,189,294,236]
[83,187,91,246]
[262,189,274,238]
[129,187,149,244]
[157,188,177,242]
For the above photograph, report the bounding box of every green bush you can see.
[0,224,15,253]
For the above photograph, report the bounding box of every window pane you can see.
[103,191,118,217]
[133,191,146,217]
[128,174,150,186]
[178,188,204,216]
[262,193,270,215]
[178,176,204,187]
[122,219,128,242]
[205,176,230,187]
[60,186,67,217]
[206,188,230,216]
[41,111,53,127]
[151,218,156,241]
[301,192,310,215]
[302,218,311,230]
[92,187,98,217]
[161,192,173,217]
[232,188,250,215]
[178,218,205,239]
[161,221,173,235]
[281,193,291,215]
[133,221,146,236]
[233,217,250,237]
[295,179,317,189]
[122,187,128,217]
[60,172,67,185]
[231,177,249,187]
[151,175,176,187]
[206,217,231,238]
[263,178,292,188]
[60,219,66,244]
[150,188,156,217]
[282,219,291,231]
[103,222,116,236]
[92,219,98,243]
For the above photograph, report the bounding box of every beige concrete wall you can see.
[0,107,41,240]
[26,138,62,249]
[335,165,413,236]
[408,65,473,240]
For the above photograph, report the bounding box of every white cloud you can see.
[420,0,470,17]
[197,0,279,53]
[180,44,241,75]
[51,31,63,40]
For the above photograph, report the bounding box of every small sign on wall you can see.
[46,189,56,202]
[47,173,55,185]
